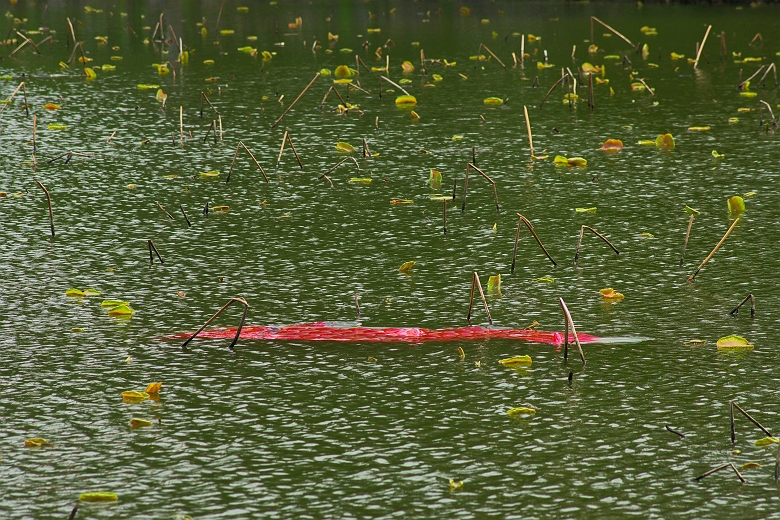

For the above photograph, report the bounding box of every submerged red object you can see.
[168,322,599,345]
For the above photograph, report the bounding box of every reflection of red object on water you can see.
[167,322,599,345]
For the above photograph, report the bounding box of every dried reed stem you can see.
[477,43,506,68]
[147,239,164,264]
[687,217,740,282]
[680,214,695,267]
[379,75,411,96]
[461,163,499,213]
[731,400,773,440]
[511,213,558,272]
[33,179,54,237]
[179,204,191,227]
[539,73,567,108]
[271,72,321,129]
[559,298,585,365]
[574,226,620,264]
[729,294,755,317]
[467,272,492,325]
[694,25,712,69]
[590,16,634,47]
[523,105,534,158]
[181,297,249,351]
[156,201,175,220]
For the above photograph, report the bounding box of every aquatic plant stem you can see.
[693,25,712,69]
[511,213,558,273]
[731,400,772,440]
[523,105,534,158]
[467,272,492,325]
[693,463,745,483]
[590,16,634,47]
[181,297,249,351]
[559,298,585,365]
[147,239,164,265]
[687,217,740,282]
[679,214,695,267]
[574,226,620,264]
[461,163,499,213]
[33,179,54,238]
[179,204,191,227]
[729,294,755,317]
[271,72,321,129]
[379,75,410,96]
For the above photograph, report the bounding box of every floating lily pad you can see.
[716,335,753,351]
[754,437,779,447]
[728,196,745,216]
[507,406,536,417]
[66,288,86,297]
[600,139,623,152]
[334,65,352,78]
[25,438,51,448]
[130,418,153,428]
[395,95,417,107]
[535,276,555,283]
[684,205,700,216]
[688,126,711,131]
[487,274,501,294]
[575,207,597,213]
[348,178,372,184]
[80,492,118,502]
[655,133,675,150]
[599,288,624,301]
[122,390,150,400]
[335,141,355,153]
[47,123,67,131]
[483,97,504,106]
[145,382,162,394]
[499,355,532,367]
[398,261,416,272]
[567,157,587,167]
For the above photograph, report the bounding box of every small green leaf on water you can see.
[432,74,443,82]
[200,170,220,177]
[499,355,532,367]
[640,232,655,238]
[334,65,352,78]
[429,169,442,189]
[684,339,706,346]
[71,327,85,332]
[741,462,762,469]
[684,206,701,216]
[130,418,153,428]
[219,29,235,35]
[47,123,67,131]
[108,305,135,316]
[237,46,256,53]
[335,141,355,153]
[452,135,464,141]
[716,335,753,350]
[319,68,331,76]
[83,289,102,297]
[754,437,779,447]
[348,178,372,184]
[395,95,417,107]
[487,274,501,293]
[575,207,597,213]
[84,67,97,80]
[25,437,52,447]
[637,139,656,145]
[743,191,756,198]
[728,117,739,123]
[728,195,745,216]
[535,276,555,283]
[122,391,150,400]
[483,97,504,106]
[655,133,675,150]
[688,126,711,131]
[554,155,568,164]
[712,150,725,158]
[101,300,129,308]
[567,157,587,167]
[137,84,160,89]
[398,261,416,272]
[507,406,536,417]
[740,91,757,98]
[80,491,118,502]
[66,288,86,297]
[211,205,230,212]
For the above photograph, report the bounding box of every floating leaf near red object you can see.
[600,139,623,152]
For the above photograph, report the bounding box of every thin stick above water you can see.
[379,75,410,96]
[559,298,585,365]
[590,16,634,47]
[477,43,506,69]
[33,179,54,238]
[511,213,558,272]
[694,25,712,69]
[687,217,740,282]
[467,272,492,325]
[181,297,249,352]
[680,214,695,267]
[729,294,755,317]
[574,226,620,264]
[523,105,534,158]
[461,163,499,213]
[271,72,321,129]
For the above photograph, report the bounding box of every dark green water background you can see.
[2,0,780,518]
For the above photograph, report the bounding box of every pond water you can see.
[2,0,780,517]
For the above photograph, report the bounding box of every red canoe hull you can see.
[168,322,599,345]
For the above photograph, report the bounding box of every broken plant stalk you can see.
[467,272,492,325]
[687,217,740,282]
[181,297,249,351]
[574,226,620,264]
[729,294,755,317]
[511,213,558,272]
[33,179,54,238]
[271,72,321,129]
